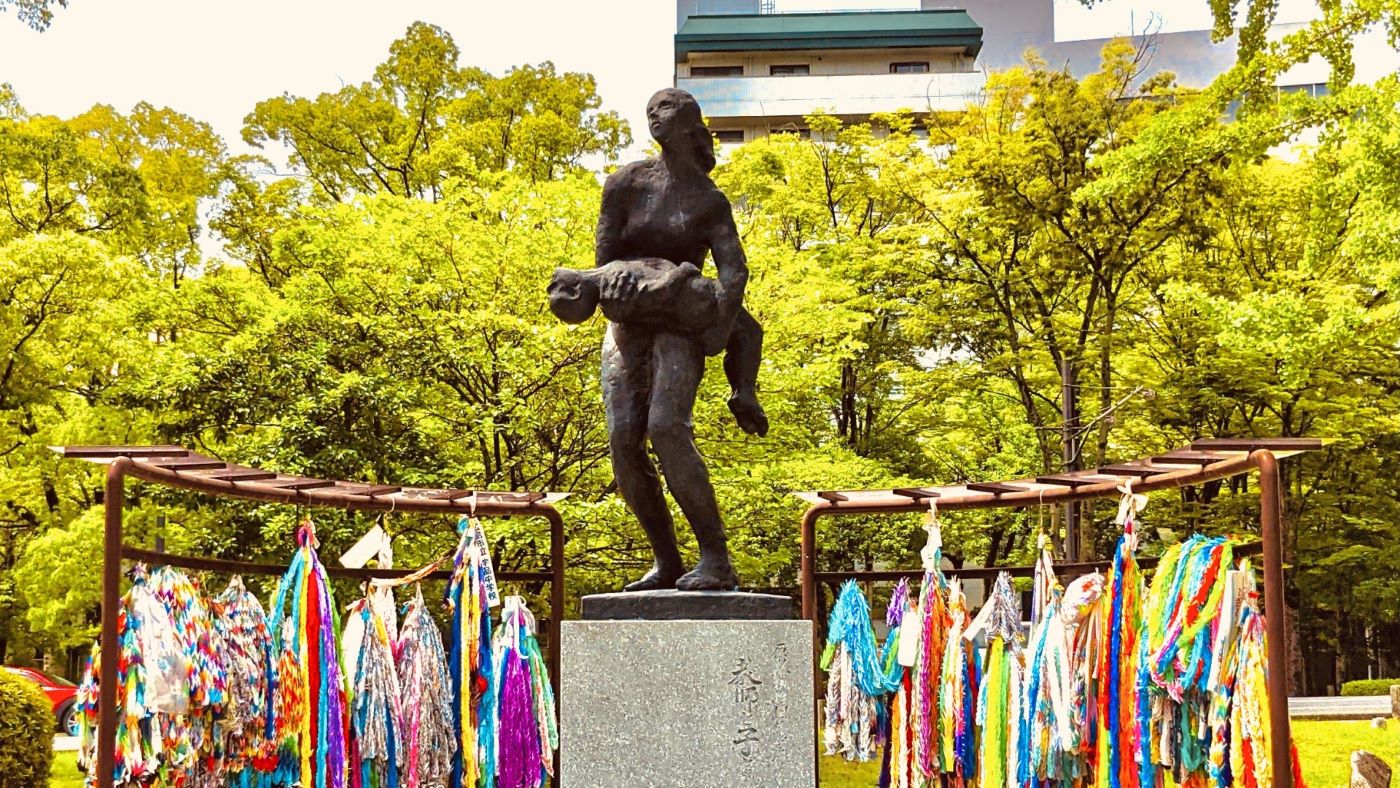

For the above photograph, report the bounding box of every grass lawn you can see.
[46,719,1400,786]
[816,719,1400,787]
[50,750,83,788]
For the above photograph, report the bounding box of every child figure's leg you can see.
[724,308,769,437]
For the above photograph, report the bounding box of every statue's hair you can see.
[687,120,717,173]
[658,88,716,174]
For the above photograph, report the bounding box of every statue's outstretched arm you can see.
[701,204,748,356]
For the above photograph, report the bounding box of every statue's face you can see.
[647,89,693,146]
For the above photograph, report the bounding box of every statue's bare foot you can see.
[728,393,769,437]
[675,559,740,591]
[624,563,684,592]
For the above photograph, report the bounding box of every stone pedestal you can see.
[581,589,796,621]
[561,594,814,788]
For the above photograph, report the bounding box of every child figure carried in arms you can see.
[548,258,768,437]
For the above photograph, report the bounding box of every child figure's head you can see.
[547,267,600,324]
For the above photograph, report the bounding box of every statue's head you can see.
[547,267,600,324]
[647,88,716,173]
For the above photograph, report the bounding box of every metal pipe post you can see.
[98,459,129,788]
[799,505,822,784]
[1061,357,1081,560]
[800,507,819,621]
[1256,450,1292,788]
[546,507,565,787]
[546,508,565,692]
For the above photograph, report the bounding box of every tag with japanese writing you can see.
[472,518,501,608]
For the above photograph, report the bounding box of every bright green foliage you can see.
[0,669,51,787]
[243,23,629,201]
[0,21,1398,695]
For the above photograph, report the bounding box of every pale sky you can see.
[0,0,920,161]
[0,0,1389,163]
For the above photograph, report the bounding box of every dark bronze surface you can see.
[554,89,769,593]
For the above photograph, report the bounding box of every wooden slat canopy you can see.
[792,437,1324,508]
[52,445,570,512]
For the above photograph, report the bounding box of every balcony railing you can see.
[677,71,985,119]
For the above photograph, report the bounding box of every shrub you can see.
[1339,678,1400,696]
[0,670,52,787]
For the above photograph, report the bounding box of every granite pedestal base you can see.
[581,589,796,621]
[561,609,814,787]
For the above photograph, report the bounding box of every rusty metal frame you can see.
[797,438,1323,788]
[55,445,569,788]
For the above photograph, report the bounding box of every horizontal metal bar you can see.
[119,546,552,583]
[206,469,279,482]
[965,482,1026,495]
[1191,437,1324,451]
[56,445,190,458]
[342,484,402,497]
[1151,451,1234,466]
[1097,463,1172,478]
[1035,474,1109,488]
[118,462,557,516]
[813,541,1264,584]
[258,478,338,491]
[151,458,227,471]
[817,491,849,503]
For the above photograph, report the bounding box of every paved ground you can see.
[53,735,79,752]
[1289,695,1392,719]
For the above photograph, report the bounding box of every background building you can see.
[676,0,1400,144]
[920,0,1345,94]
[675,5,986,143]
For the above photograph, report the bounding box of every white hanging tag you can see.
[340,524,388,569]
[1114,482,1149,526]
[472,518,501,608]
[896,617,921,666]
[920,503,942,571]
[340,599,367,682]
[963,592,996,644]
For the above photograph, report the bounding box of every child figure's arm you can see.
[598,261,712,332]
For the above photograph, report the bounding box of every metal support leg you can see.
[98,458,129,788]
[1257,450,1293,788]
[800,506,821,785]
[544,508,566,785]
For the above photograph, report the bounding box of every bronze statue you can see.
[548,88,766,592]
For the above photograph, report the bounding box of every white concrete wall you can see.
[681,70,985,125]
[684,46,973,77]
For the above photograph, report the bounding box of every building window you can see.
[773,127,810,139]
[890,62,930,74]
[690,65,743,77]
[712,129,745,144]
[1279,82,1329,99]
[769,64,810,77]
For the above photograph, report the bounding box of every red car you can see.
[4,666,80,736]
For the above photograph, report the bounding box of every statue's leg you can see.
[724,307,768,437]
[647,332,740,591]
[603,323,684,591]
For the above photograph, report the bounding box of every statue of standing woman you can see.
[547,88,767,592]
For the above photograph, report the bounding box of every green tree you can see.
[244,23,629,201]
